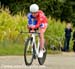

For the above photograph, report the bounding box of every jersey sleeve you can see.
[27,13,32,25]
[35,13,44,28]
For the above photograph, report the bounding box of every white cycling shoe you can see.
[38,49,45,58]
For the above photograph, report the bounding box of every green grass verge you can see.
[47,50,61,54]
[0,42,61,55]
[0,42,24,56]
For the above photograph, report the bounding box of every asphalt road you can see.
[0,52,75,69]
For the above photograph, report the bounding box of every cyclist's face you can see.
[32,12,38,17]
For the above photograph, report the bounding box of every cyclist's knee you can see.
[40,33,44,39]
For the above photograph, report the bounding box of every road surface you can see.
[0,52,75,69]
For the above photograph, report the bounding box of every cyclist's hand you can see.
[30,30,35,32]
[28,25,35,29]
[31,26,36,29]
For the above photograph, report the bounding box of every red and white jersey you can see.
[35,10,48,28]
[27,10,48,28]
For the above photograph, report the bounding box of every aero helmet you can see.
[30,4,39,12]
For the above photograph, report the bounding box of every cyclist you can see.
[27,4,48,58]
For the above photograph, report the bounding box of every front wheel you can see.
[38,43,47,65]
[24,37,34,65]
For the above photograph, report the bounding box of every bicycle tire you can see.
[38,43,47,65]
[24,37,34,65]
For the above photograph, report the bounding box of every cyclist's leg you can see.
[38,23,47,58]
[39,23,47,50]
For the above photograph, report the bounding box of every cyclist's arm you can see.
[35,18,41,28]
[35,13,43,28]
[27,13,32,26]
[35,12,47,28]
[27,13,36,30]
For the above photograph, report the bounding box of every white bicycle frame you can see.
[31,32,40,56]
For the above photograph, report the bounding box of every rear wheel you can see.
[24,37,34,65]
[38,43,47,65]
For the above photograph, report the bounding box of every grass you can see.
[47,50,62,54]
[0,42,24,56]
[0,40,62,56]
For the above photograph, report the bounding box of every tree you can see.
[0,0,74,23]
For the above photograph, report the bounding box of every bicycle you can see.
[21,30,47,65]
